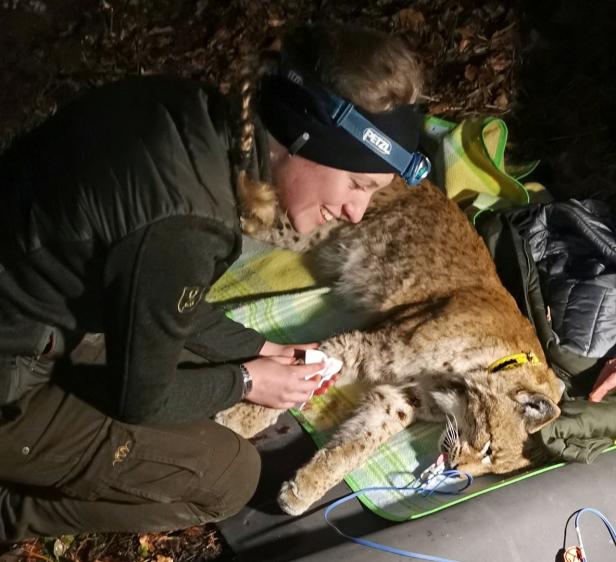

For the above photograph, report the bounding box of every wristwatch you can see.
[239,364,253,399]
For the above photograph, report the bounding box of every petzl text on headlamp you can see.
[258,61,431,186]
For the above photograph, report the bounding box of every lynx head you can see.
[432,362,564,477]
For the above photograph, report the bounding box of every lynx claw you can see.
[278,479,312,516]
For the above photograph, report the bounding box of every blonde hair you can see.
[233,23,424,235]
[234,57,279,235]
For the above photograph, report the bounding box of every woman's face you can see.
[270,137,394,234]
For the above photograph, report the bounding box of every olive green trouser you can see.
[0,342,260,542]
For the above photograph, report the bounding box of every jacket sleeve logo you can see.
[177,286,206,313]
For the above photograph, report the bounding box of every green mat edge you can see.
[290,407,616,522]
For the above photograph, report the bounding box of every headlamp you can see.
[306,79,431,185]
[262,57,431,186]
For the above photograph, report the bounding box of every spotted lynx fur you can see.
[216,180,563,516]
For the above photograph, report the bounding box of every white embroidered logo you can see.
[362,128,392,155]
[177,286,205,313]
[287,70,304,85]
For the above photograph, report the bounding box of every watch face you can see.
[240,364,253,397]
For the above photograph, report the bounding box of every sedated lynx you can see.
[215,180,564,516]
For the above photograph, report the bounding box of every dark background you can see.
[2,0,615,207]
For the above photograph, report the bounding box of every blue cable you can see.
[323,470,616,562]
[573,507,616,561]
[323,470,472,562]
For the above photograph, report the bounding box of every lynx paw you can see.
[214,404,262,439]
[214,403,283,439]
[278,479,313,516]
[214,407,250,438]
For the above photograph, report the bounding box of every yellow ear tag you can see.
[488,351,541,374]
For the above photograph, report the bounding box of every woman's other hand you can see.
[588,357,616,402]
[259,340,319,364]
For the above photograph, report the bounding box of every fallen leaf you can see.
[464,64,478,81]
[138,534,151,557]
[456,24,476,53]
[396,7,425,33]
[495,90,508,108]
[182,526,204,537]
[488,52,511,73]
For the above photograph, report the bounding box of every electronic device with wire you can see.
[560,507,616,562]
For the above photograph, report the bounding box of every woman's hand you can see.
[259,340,319,362]
[588,357,616,402]
[242,357,325,409]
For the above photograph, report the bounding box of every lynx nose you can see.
[442,442,461,468]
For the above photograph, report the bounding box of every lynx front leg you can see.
[214,402,284,439]
[278,384,415,515]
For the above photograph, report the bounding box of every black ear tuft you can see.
[515,391,561,433]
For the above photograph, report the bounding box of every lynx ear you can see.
[515,391,561,433]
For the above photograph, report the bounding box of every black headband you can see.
[258,75,425,177]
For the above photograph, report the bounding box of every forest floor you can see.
[0,0,615,560]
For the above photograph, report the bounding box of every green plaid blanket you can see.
[207,117,614,521]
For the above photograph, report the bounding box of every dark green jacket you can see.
[540,396,616,463]
[0,76,265,424]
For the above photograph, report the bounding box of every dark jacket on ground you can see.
[477,199,616,462]
[0,76,265,424]
[522,199,616,360]
[478,199,616,394]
